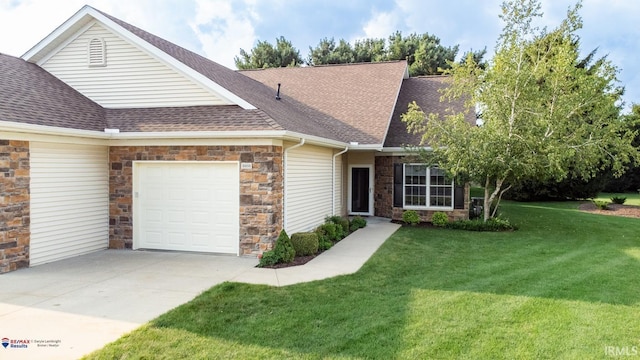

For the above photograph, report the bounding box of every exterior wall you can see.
[334,153,343,216]
[0,140,30,273]
[285,144,333,234]
[30,142,109,266]
[374,155,470,222]
[42,22,229,108]
[109,145,282,255]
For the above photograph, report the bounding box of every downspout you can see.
[332,146,349,216]
[283,138,305,232]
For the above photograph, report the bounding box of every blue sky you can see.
[0,0,638,111]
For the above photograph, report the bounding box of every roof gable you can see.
[22,5,255,110]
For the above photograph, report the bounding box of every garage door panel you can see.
[136,162,239,254]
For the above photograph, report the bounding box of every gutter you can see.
[282,138,305,233]
[332,146,349,216]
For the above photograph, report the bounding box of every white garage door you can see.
[30,142,109,266]
[134,162,239,254]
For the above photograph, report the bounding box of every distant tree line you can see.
[234,31,486,76]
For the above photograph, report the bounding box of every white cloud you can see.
[189,0,259,69]
[362,10,399,39]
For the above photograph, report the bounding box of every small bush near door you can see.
[349,216,367,231]
[291,232,319,256]
[258,230,295,267]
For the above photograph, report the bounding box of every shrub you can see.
[349,216,367,231]
[326,216,349,240]
[290,232,319,256]
[431,212,449,227]
[314,226,333,251]
[592,199,609,210]
[446,217,517,232]
[257,250,280,267]
[402,210,420,226]
[273,229,295,263]
[319,222,339,242]
[610,196,627,205]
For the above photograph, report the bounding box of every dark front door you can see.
[351,167,370,213]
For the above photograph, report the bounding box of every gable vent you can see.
[87,38,106,67]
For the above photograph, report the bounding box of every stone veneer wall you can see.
[374,155,470,222]
[109,145,283,255]
[0,140,30,273]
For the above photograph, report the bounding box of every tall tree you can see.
[307,38,355,65]
[352,38,386,63]
[387,31,459,76]
[402,0,637,220]
[234,36,303,69]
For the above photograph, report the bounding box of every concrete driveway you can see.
[0,250,257,360]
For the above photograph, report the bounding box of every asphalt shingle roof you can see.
[384,76,475,148]
[99,9,387,144]
[0,53,105,131]
[240,62,407,144]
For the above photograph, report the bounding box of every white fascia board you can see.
[282,131,351,149]
[22,6,256,110]
[0,120,108,139]
[380,62,409,149]
[22,5,94,62]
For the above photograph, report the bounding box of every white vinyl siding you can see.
[286,145,333,234]
[41,22,231,108]
[30,142,109,266]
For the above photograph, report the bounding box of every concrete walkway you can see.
[232,217,400,286]
[0,218,399,359]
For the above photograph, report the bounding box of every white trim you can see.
[332,146,348,216]
[402,163,454,210]
[282,139,305,232]
[348,164,374,216]
[132,160,240,255]
[23,6,256,110]
[380,61,409,152]
[36,20,96,66]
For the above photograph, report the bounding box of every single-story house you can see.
[0,5,473,273]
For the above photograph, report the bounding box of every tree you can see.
[402,0,637,220]
[307,38,355,65]
[307,32,463,75]
[387,31,459,76]
[234,36,303,69]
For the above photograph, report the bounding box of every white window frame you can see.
[403,164,454,210]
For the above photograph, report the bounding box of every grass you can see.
[595,192,640,206]
[84,201,640,359]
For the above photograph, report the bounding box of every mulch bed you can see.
[578,202,640,219]
[259,249,326,269]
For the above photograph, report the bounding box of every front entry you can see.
[349,165,373,215]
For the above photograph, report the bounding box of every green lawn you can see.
[85,201,640,359]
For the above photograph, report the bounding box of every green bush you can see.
[446,217,517,232]
[273,229,295,263]
[290,232,319,256]
[610,196,627,205]
[592,199,609,210]
[402,210,420,226]
[314,226,333,251]
[326,216,349,240]
[257,250,280,267]
[431,212,449,227]
[349,216,367,231]
[319,222,339,242]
